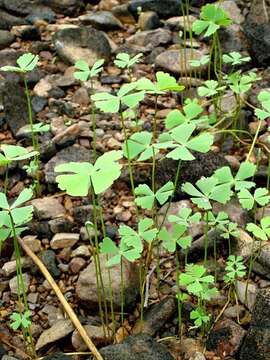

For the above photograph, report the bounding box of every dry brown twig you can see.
[17,236,104,360]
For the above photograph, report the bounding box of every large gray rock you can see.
[127,28,171,50]
[53,27,111,66]
[76,254,140,310]
[0,10,26,30]
[2,0,39,15]
[155,49,207,75]
[35,319,74,350]
[240,288,270,360]
[98,334,174,360]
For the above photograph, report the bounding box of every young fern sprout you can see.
[0,188,35,356]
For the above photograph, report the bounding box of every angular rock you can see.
[72,324,111,350]
[127,28,171,50]
[22,235,42,253]
[240,288,270,360]
[138,11,161,31]
[156,152,228,198]
[0,30,14,49]
[2,81,30,136]
[236,280,258,311]
[76,254,140,309]
[155,49,207,75]
[69,257,86,274]
[219,0,244,25]
[50,233,80,250]
[9,273,30,295]
[165,15,197,32]
[79,11,123,30]
[39,250,60,278]
[98,334,174,360]
[207,319,246,357]
[35,319,74,350]
[253,243,270,280]
[132,296,176,336]
[53,27,111,66]
[31,197,65,220]
[44,145,95,183]
[2,257,32,277]
[213,198,249,227]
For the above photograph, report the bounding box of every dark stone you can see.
[132,297,176,336]
[2,0,40,15]
[98,334,174,360]
[39,250,60,278]
[41,0,84,15]
[49,99,75,117]
[28,220,51,238]
[156,152,229,198]
[128,0,209,19]
[32,96,48,113]
[105,225,118,239]
[0,30,14,49]
[48,87,65,99]
[49,217,73,234]
[0,9,26,30]
[72,205,93,225]
[207,319,246,357]
[243,21,270,67]
[26,6,56,24]
[39,139,57,162]
[0,343,7,358]
[2,81,30,136]
[17,26,41,41]
[44,145,95,183]
[240,288,270,360]
[101,75,123,85]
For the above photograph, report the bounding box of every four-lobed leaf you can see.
[1,53,38,73]
[55,151,122,196]
[0,145,38,167]
[238,187,270,210]
[134,182,174,210]
[74,59,104,81]
[192,4,231,38]
[246,216,270,241]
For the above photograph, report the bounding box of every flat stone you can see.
[127,28,172,50]
[165,15,197,32]
[2,257,32,277]
[155,49,207,75]
[76,254,140,309]
[9,273,30,295]
[79,11,123,30]
[72,324,111,350]
[99,333,174,360]
[35,319,74,350]
[31,197,65,220]
[53,26,111,66]
[50,233,80,249]
[236,280,258,311]
[128,0,181,19]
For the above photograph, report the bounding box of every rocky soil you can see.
[0,0,270,360]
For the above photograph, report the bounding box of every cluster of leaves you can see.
[0,188,33,245]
